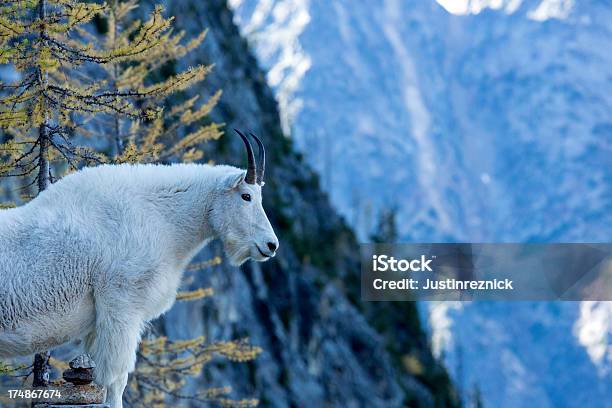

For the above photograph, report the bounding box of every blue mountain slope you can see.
[229,0,612,406]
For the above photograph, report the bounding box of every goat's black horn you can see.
[235,129,256,184]
[249,132,265,184]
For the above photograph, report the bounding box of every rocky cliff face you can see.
[154,1,457,406]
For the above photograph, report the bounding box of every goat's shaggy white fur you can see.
[0,163,278,408]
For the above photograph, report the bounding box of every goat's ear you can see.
[224,171,246,190]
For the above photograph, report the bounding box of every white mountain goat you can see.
[0,130,278,408]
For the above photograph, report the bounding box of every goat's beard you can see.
[223,238,252,266]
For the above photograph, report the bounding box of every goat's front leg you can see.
[106,372,129,408]
[85,301,143,408]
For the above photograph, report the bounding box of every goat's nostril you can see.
[267,242,277,252]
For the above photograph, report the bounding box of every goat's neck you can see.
[147,177,217,263]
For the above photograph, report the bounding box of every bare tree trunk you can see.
[36,0,49,192]
[33,0,50,393]
[113,114,123,155]
[111,8,124,156]
[37,124,49,192]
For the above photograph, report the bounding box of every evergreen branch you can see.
[48,136,78,169]
[186,256,222,271]
[0,73,35,90]
[0,163,37,177]
[176,287,214,301]
[48,83,157,100]
[51,129,107,164]
[131,375,238,407]
[45,35,117,63]
[43,87,145,119]
[8,138,39,166]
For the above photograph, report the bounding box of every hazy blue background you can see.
[228,0,611,406]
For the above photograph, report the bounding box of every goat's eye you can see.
[241,193,251,202]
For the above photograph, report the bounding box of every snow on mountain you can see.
[228,0,611,406]
[228,0,311,133]
[575,301,612,376]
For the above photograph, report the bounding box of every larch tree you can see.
[0,0,260,405]
[81,0,223,162]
